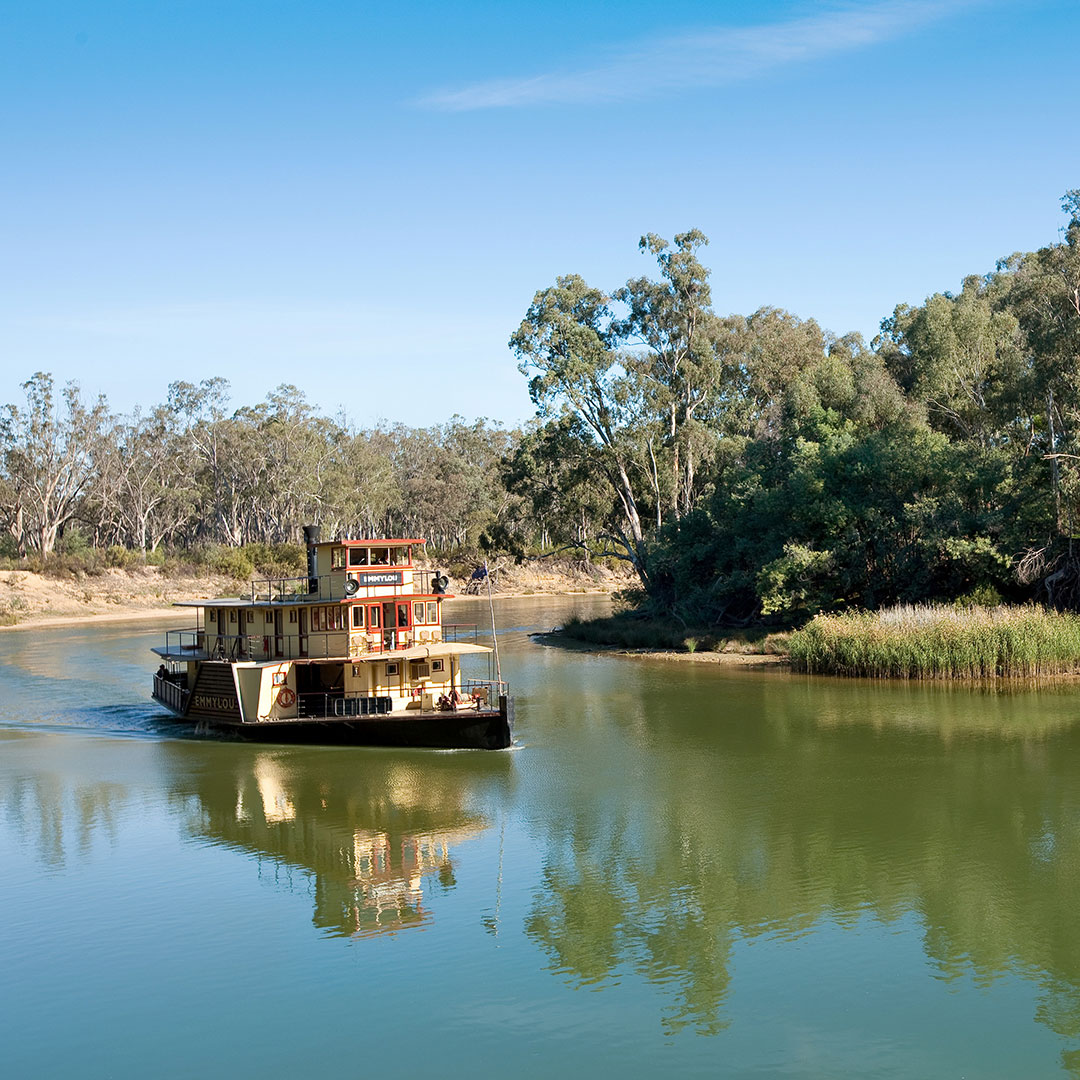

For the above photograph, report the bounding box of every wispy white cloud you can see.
[417,0,983,111]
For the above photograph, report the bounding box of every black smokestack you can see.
[303,525,321,593]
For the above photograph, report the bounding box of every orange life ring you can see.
[277,686,296,708]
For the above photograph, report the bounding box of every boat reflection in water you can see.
[170,744,514,938]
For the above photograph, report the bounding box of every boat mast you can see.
[485,559,502,689]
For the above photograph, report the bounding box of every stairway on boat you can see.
[187,662,242,721]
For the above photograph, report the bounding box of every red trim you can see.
[335,595,453,604]
[338,594,445,600]
[315,538,426,547]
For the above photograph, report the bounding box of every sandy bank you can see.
[0,561,628,632]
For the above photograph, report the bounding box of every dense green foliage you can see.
[790,604,1080,679]
[509,192,1080,620]
[558,610,789,655]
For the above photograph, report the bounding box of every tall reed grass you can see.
[789,604,1080,679]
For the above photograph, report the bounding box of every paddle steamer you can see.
[151,527,512,749]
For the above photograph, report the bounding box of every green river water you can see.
[3,595,1080,1078]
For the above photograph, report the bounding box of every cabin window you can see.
[207,609,216,625]
[390,546,407,566]
[289,610,297,623]
[348,547,368,567]
[386,663,399,677]
[431,659,444,673]
[272,671,286,686]
[413,602,425,623]
[397,603,410,628]
[247,611,254,623]
[314,606,345,630]
[369,606,380,628]
[265,611,273,624]
[352,606,365,628]
[427,602,438,624]
[229,610,237,623]
[331,547,346,569]
[370,546,390,565]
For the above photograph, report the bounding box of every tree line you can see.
[4,191,1079,621]
[0,374,515,560]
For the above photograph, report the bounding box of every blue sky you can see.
[1,0,1076,428]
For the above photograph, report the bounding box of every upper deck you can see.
[231,539,451,604]
[229,565,449,605]
[188,537,462,657]
[158,533,465,662]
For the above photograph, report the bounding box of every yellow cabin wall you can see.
[234,665,263,721]
[202,593,443,662]
[234,662,297,720]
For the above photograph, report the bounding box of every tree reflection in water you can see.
[521,671,1080,1063]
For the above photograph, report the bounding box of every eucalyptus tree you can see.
[439,416,518,549]
[166,377,235,545]
[615,230,732,519]
[877,277,1025,448]
[379,417,515,551]
[244,385,337,542]
[0,372,111,555]
[321,425,400,540]
[511,274,652,583]
[79,417,126,548]
[110,405,198,552]
[498,417,614,554]
[994,192,1080,603]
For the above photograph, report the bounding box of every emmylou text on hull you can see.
[151,527,512,749]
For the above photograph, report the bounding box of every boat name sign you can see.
[191,693,240,715]
[352,572,403,586]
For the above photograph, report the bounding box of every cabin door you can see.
[274,609,284,658]
[382,602,397,650]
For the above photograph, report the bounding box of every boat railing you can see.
[442,623,480,644]
[297,691,394,719]
[152,671,190,713]
[460,678,510,706]
[295,683,506,719]
[165,628,458,662]
[197,631,351,662]
[162,627,206,656]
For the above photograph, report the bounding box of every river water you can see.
[3,595,1080,1077]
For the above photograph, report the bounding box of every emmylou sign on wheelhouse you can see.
[151,527,512,749]
[350,571,404,588]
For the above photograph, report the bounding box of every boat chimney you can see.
[303,525,321,593]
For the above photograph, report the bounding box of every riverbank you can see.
[546,603,1080,679]
[546,610,793,662]
[0,558,631,631]
[533,631,789,666]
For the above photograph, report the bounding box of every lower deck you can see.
[152,657,512,749]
